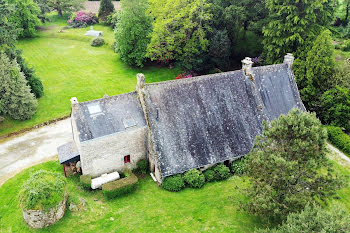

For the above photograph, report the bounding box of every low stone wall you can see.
[22,192,68,229]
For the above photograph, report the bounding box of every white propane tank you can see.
[91,171,120,189]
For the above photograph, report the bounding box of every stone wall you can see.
[22,192,68,229]
[80,126,147,177]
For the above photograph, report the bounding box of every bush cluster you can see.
[19,170,66,211]
[162,174,185,192]
[80,175,92,190]
[91,37,105,47]
[102,173,138,199]
[135,159,149,174]
[184,169,205,188]
[326,126,350,156]
[213,164,231,181]
[203,169,216,182]
[68,11,98,28]
[230,158,246,175]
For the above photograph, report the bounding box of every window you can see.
[87,103,102,115]
[124,155,130,164]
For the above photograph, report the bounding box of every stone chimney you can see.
[136,73,145,91]
[242,57,253,75]
[284,53,294,68]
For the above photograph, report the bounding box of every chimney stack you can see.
[242,57,253,75]
[284,53,294,68]
[136,73,145,91]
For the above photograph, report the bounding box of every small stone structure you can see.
[22,192,68,229]
[84,26,103,37]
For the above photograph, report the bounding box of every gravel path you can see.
[0,118,72,186]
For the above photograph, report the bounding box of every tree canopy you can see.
[48,0,84,17]
[243,109,346,221]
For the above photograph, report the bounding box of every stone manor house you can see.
[57,53,305,183]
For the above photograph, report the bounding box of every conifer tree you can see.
[98,0,115,20]
[301,30,335,113]
[0,53,38,120]
[263,0,333,64]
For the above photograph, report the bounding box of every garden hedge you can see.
[213,164,231,181]
[230,158,246,175]
[80,175,92,190]
[162,174,185,192]
[102,173,138,199]
[184,169,205,188]
[326,126,350,156]
[203,169,216,182]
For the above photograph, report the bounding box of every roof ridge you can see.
[77,91,137,105]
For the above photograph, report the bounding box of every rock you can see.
[69,203,78,212]
[110,217,114,221]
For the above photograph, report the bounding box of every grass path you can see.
[0,17,180,137]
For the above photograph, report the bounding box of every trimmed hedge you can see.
[213,164,231,181]
[203,169,216,182]
[102,173,138,199]
[184,169,205,188]
[326,126,350,156]
[162,174,185,192]
[80,175,92,190]
[230,158,246,175]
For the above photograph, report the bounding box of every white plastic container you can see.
[91,171,120,189]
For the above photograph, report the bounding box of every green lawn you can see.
[0,16,180,137]
[0,161,265,233]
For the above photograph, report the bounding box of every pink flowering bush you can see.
[68,11,98,28]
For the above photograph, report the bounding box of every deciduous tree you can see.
[243,109,346,222]
[48,0,84,17]
[115,0,152,67]
[0,0,21,49]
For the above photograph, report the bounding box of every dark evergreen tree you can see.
[0,53,38,120]
[98,0,115,21]
[243,109,346,222]
[263,0,333,64]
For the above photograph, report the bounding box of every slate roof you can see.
[58,142,80,164]
[252,64,306,121]
[73,91,146,142]
[144,66,305,178]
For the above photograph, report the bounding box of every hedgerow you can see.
[213,164,231,181]
[19,170,66,211]
[184,169,205,188]
[102,173,138,199]
[162,174,185,192]
[326,126,350,156]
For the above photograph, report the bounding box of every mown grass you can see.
[0,161,265,233]
[0,15,180,136]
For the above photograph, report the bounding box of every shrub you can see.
[326,126,350,156]
[19,170,66,211]
[213,164,231,181]
[67,11,98,28]
[80,175,92,189]
[230,158,246,175]
[203,168,216,182]
[184,169,205,188]
[341,40,350,52]
[98,0,115,21]
[102,173,138,199]
[162,174,185,192]
[257,204,350,233]
[320,86,350,131]
[106,12,118,28]
[91,37,105,47]
[135,159,149,174]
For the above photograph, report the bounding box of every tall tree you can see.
[147,0,212,72]
[48,0,84,17]
[98,0,115,21]
[9,0,41,38]
[0,0,21,49]
[115,0,153,67]
[263,0,333,64]
[0,53,38,120]
[243,109,346,222]
[34,0,51,22]
[300,30,335,113]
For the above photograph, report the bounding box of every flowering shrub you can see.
[175,73,193,80]
[68,11,98,28]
